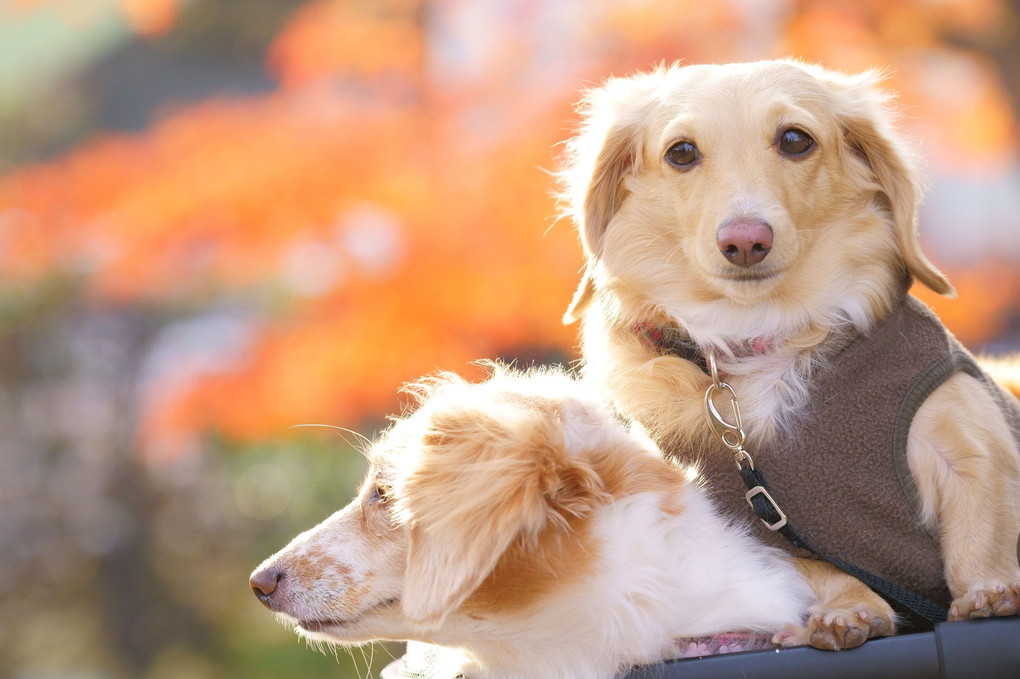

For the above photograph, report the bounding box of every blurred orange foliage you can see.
[914,262,1020,348]
[122,0,178,36]
[269,0,426,88]
[1,0,1018,461]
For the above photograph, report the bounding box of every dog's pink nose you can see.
[250,566,285,605]
[717,218,773,267]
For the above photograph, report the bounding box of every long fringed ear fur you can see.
[562,263,596,324]
[823,67,955,297]
[560,69,669,322]
[395,403,608,627]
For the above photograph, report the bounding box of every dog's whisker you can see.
[289,423,373,457]
[366,645,375,679]
[642,231,674,249]
[348,645,365,679]
[664,241,686,266]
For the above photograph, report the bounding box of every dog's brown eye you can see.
[665,141,700,169]
[778,128,815,157]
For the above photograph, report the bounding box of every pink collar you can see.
[633,321,774,372]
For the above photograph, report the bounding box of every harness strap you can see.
[740,464,948,624]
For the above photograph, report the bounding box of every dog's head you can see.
[249,368,638,644]
[560,60,953,341]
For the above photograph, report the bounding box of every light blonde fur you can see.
[559,59,1020,646]
[251,366,819,678]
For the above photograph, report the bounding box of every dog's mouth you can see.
[715,266,781,282]
[298,597,399,633]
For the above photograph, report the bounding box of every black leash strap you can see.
[739,463,949,624]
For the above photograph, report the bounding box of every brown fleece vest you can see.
[688,294,1020,617]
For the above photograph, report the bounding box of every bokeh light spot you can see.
[234,463,292,521]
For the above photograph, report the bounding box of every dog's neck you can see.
[632,320,779,374]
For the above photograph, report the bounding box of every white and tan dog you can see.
[559,59,1020,649]
[250,367,819,679]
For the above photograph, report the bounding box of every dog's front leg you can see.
[581,318,710,449]
[908,373,1020,620]
[774,559,895,650]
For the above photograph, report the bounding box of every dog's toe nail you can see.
[968,598,991,619]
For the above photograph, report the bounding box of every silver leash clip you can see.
[703,348,754,470]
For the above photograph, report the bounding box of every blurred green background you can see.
[1,1,1019,678]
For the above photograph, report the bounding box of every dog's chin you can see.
[295,598,400,640]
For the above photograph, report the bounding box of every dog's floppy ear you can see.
[561,70,667,322]
[826,68,954,297]
[395,403,608,627]
[562,263,596,324]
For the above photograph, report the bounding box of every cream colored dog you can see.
[560,59,1020,649]
[250,367,817,679]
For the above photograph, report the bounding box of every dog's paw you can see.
[797,606,893,650]
[948,582,1020,620]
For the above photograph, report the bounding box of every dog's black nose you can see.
[250,566,285,605]
[717,218,773,267]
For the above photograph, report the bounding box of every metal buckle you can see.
[745,485,788,531]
